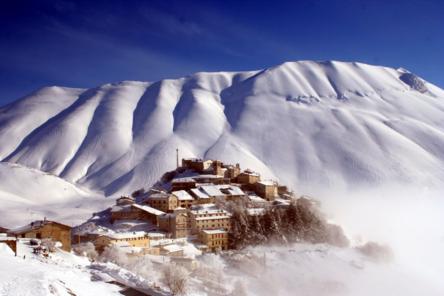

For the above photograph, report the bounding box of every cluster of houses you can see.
[1,158,293,258]
[80,158,292,255]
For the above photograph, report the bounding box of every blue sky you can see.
[1,0,443,106]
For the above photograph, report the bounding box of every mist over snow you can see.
[0,60,444,295]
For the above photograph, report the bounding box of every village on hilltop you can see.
[1,157,306,261]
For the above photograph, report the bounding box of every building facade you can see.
[189,205,231,234]
[146,193,178,212]
[199,229,229,252]
[9,220,72,252]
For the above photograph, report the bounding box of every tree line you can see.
[229,197,349,249]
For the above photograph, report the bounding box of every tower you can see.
[176,148,179,168]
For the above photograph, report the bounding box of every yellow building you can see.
[189,204,231,234]
[9,220,71,252]
[94,231,150,252]
[199,229,228,252]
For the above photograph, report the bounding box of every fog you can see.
[97,185,444,295]
[192,185,444,295]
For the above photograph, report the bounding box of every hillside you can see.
[0,162,109,227]
[1,60,444,200]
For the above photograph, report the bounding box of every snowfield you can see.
[0,162,110,228]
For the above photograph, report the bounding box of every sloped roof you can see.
[217,185,245,196]
[172,190,194,201]
[132,204,165,216]
[9,220,71,234]
[200,185,224,197]
[190,188,210,199]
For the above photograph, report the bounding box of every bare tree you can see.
[100,245,128,266]
[161,263,189,295]
[41,238,56,252]
[73,242,98,261]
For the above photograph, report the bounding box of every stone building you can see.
[199,229,229,252]
[94,231,150,252]
[224,164,241,180]
[158,208,191,238]
[115,196,135,206]
[172,190,195,209]
[182,158,214,172]
[110,201,165,224]
[189,204,231,234]
[171,177,197,191]
[146,192,178,212]
[9,220,72,252]
[236,169,261,185]
[255,180,278,201]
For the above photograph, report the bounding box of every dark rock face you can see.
[400,73,428,93]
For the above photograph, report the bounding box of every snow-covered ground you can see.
[0,240,121,296]
[0,162,110,228]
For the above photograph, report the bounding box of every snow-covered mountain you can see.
[1,60,444,225]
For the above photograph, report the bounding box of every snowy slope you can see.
[0,162,110,228]
[1,61,444,199]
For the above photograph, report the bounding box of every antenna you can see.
[176,148,179,168]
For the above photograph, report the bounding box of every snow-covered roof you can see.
[202,229,228,235]
[132,204,165,216]
[247,208,266,216]
[106,231,147,240]
[190,188,211,199]
[195,215,230,221]
[200,185,224,197]
[162,244,183,253]
[111,204,131,212]
[149,192,171,199]
[258,180,276,186]
[147,232,166,239]
[190,204,230,217]
[242,169,260,176]
[9,220,70,234]
[217,185,245,196]
[172,177,196,183]
[248,194,267,203]
[172,190,194,201]
[193,174,224,179]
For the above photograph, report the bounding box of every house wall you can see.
[237,174,260,185]
[178,199,195,209]
[0,240,16,254]
[147,196,178,212]
[255,183,277,201]
[200,231,228,252]
[190,213,231,234]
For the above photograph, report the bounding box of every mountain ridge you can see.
[1,60,444,202]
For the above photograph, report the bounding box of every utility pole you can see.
[176,148,179,168]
